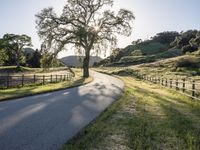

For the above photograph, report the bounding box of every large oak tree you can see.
[36,0,134,77]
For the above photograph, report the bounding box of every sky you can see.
[0,0,200,58]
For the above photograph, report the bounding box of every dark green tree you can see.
[26,49,42,68]
[171,30,198,49]
[152,31,179,45]
[36,0,134,77]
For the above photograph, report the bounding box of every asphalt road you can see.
[0,71,124,150]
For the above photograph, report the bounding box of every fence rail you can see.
[134,73,200,100]
[98,67,200,100]
[0,73,73,89]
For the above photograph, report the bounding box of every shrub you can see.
[131,49,143,56]
[182,45,198,54]
[113,68,135,76]
[174,56,200,68]
[119,56,146,63]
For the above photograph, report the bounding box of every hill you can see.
[23,47,35,54]
[61,55,102,67]
[95,30,200,67]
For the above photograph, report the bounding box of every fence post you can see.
[34,75,36,84]
[176,79,179,90]
[64,75,66,81]
[182,79,185,93]
[6,74,10,88]
[161,78,163,86]
[22,74,24,87]
[60,75,62,82]
[192,80,195,97]
[170,79,172,88]
[51,75,52,83]
[165,78,168,87]
[43,75,45,85]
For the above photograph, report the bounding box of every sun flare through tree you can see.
[35,0,135,77]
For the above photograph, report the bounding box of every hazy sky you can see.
[0,0,200,57]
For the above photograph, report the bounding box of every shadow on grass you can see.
[64,76,200,150]
[125,81,200,150]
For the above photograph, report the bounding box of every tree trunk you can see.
[16,53,20,68]
[83,49,90,78]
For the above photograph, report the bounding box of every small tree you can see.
[40,52,53,69]
[2,34,32,68]
[36,0,134,77]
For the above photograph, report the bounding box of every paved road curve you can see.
[0,71,124,150]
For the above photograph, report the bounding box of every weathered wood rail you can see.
[0,73,73,89]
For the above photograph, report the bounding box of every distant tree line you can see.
[0,33,65,69]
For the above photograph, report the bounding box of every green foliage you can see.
[120,56,147,63]
[40,52,53,69]
[174,56,200,69]
[152,31,179,45]
[131,49,143,56]
[137,42,169,55]
[182,45,198,54]
[1,34,32,68]
[171,30,199,54]
[0,49,8,66]
[152,49,182,59]
[25,49,42,68]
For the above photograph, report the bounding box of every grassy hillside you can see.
[118,49,182,65]
[96,30,200,67]
[96,41,182,67]
[96,51,200,81]
[130,53,200,80]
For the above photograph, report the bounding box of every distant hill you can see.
[61,55,102,67]
[23,48,35,54]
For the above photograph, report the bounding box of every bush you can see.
[174,56,200,68]
[119,56,146,63]
[182,45,198,54]
[131,49,143,56]
[113,68,135,76]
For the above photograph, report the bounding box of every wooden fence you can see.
[134,73,200,100]
[98,66,200,100]
[0,73,73,89]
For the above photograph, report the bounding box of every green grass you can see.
[0,69,93,101]
[0,66,71,74]
[61,75,200,150]
[0,66,37,73]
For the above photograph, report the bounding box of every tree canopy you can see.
[170,30,200,53]
[36,0,135,77]
[1,34,32,68]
